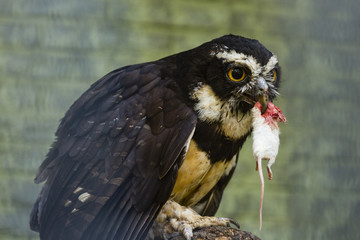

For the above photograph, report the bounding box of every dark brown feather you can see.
[30,61,197,240]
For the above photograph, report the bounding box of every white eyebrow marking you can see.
[215,50,262,76]
[190,84,252,139]
[264,55,278,73]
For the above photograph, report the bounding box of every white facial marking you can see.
[264,55,278,73]
[216,49,278,79]
[220,96,252,139]
[191,84,222,122]
[78,192,92,203]
[190,84,252,139]
[216,50,262,76]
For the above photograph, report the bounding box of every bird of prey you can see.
[30,34,281,240]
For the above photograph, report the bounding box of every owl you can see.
[30,34,281,240]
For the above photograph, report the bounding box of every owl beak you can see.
[258,95,268,114]
[256,77,268,114]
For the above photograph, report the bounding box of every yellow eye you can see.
[270,69,277,82]
[227,67,246,82]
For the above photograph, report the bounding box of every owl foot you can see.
[150,200,239,240]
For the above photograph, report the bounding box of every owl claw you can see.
[225,217,240,229]
[154,200,240,240]
[168,216,237,239]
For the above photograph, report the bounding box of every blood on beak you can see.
[258,95,268,114]
[256,77,269,114]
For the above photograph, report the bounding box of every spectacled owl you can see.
[30,34,281,240]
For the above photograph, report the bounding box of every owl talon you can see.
[182,226,193,240]
[153,200,240,239]
[226,218,240,229]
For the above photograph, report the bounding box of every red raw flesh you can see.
[254,101,287,128]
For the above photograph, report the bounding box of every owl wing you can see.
[30,62,197,240]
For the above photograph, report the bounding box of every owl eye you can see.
[269,69,277,82]
[227,67,246,82]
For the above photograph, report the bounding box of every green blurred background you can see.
[1,0,359,239]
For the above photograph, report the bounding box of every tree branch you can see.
[165,226,261,240]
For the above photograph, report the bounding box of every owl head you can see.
[171,34,281,138]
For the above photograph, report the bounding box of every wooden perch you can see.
[153,226,261,240]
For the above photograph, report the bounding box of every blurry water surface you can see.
[0,0,359,239]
